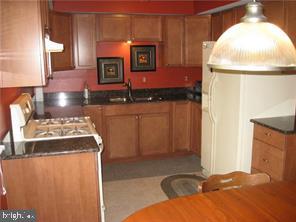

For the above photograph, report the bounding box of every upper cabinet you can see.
[73,14,96,69]
[96,15,162,42]
[131,15,162,41]
[284,1,296,46]
[211,12,222,41]
[0,0,49,87]
[97,15,131,41]
[163,15,210,67]
[162,16,184,66]
[184,15,211,66]
[50,12,74,71]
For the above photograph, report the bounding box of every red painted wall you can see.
[0,88,22,139]
[44,42,202,93]
[53,0,196,15]
[53,0,234,15]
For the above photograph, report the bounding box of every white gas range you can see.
[9,93,105,222]
[10,93,101,143]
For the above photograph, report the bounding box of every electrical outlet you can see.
[142,76,147,83]
[184,75,189,82]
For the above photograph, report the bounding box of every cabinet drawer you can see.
[254,124,286,150]
[252,139,285,180]
[104,102,170,116]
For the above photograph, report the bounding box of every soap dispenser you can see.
[83,81,90,99]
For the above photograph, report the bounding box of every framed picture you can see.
[130,45,156,72]
[97,57,124,84]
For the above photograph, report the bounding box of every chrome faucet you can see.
[123,78,134,102]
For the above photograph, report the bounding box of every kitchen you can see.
[1,0,296,222]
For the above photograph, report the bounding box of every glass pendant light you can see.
[208,0,296,71]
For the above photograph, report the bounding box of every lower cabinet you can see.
[190,102,202,156]
[105,115,138,159]
[83,105,103,135]
[3,152,100,222]
[84,101,201,162]
[139,113,170,155]
[251,124,296,181]
[172,101,191,152]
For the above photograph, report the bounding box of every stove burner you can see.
[34,128,62,138]
[38,118,62,125]
[63,126,91,136]
[63,117,86,124]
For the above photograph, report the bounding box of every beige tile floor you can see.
[103,175,168,222]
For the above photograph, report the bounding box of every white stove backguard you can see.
[10,93,35,142]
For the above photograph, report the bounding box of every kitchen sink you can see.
[134,96,154,102]
[109,96,163,103]
[134,96,163,102]
[108,97,128,103]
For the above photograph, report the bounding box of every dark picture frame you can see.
[130,45,156,72]
[97,57,124,84]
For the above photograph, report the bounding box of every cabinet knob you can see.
[262,158,269,163]
[135,116,138,119]
[264,132,271,136]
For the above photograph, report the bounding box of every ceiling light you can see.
[208,0,296,71]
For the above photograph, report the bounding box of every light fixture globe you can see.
[208,1,296,71]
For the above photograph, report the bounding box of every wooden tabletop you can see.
[123,181,296,222]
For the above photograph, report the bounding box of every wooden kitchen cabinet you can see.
[162,16,184,66]
[131,15,162,41]
[139,113,170,155]
[211,12,223,41]
[50,12,74,71]
[105,115,138,159]
[103,102,171,161]
[97,15,131,41]
[1,0,49,87]
[285,0,296,47]
[83,105,103,135]
[251,124,296,181]
[262,0,285,29]
[184,15,210,66]
[222,9,235,32]
[73,14,96,69]
[172,101,191,152]
[3,152,101,222]
[190,102,202,156]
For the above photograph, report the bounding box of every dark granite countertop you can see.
[250,115,296,135]
[42,87,201,107]
[35,88,201,118]
[1,136,99,160]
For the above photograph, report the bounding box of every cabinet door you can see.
[139,113,170,155]
[285,0,296,46]
[184,15,210,66]
[1,0,47,87]
[222,9,235,32]
[131,15,162,41]
[105,115,138,159]
[3,153,100,222]
[97,15,131,41]
[191,102,201,156]
[163,16,184,66]
[262,0,284,29]
[83,105,103,135]
[211,12,223,41]
[173,101,191,152]
[73,14,96,69]
[50,12,74,71]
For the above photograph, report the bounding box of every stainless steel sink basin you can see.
[108,97,128,103]
[109,96,163,103]
[134,96,154,102]
[134,96,163,102]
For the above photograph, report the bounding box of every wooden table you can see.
[123,181,296,222]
